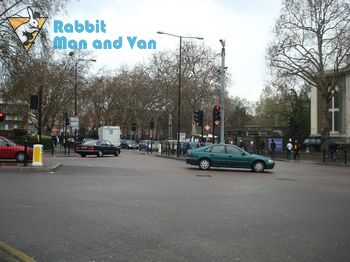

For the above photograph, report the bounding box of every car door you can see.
[207,145,227,167]
[225,145,252,168]
[0,137,13,158]
[105,140,115,154]
[101,140,111,154]
[0,138,9,158]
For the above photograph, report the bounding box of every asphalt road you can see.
[0,151,349,262]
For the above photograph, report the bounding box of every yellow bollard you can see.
[32,144,43,166]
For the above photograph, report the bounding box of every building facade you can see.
[0,102,30,136]
[310,67,350,144]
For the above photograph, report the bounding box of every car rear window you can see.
[83,140,98,145]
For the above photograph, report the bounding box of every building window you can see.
[328,88,340,135]
[5,114,24,121]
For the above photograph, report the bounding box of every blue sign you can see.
[268,138,284,151]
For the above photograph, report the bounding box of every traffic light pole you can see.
[212,111,215,143]
[38,86,43,143]
[201,123,204,145]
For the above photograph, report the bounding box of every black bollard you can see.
[51,139,54,156]
[24,138,28,167]
[323,149,326,163]
[345,150,347,165]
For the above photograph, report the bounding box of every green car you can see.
[185,144,275,173]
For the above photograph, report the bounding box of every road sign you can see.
[204,125,211,131]
[179,133,186,142]
[69,117,79,129]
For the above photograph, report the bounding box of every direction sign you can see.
[69,117,79,129]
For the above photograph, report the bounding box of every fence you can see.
[266,149,349,165]
[158,141,349,165]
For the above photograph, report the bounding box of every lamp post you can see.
[219,39,226,144]
[69,52,96,117]
[157,31,203,156]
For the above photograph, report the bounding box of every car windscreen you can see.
[0,137,15,146]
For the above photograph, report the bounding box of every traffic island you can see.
[0,241,36,262]
[0,162,61,172]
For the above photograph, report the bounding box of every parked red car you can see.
[0,136,33,162]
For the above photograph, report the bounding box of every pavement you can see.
[0,153,62,173]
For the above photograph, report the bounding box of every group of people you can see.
[269,138,301,161]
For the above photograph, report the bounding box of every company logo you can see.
[7,7,47,51]
[53,20,157,50]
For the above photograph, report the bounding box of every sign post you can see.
[70,117,79,137]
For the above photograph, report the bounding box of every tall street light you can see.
[69,52,96,117]
[157,31,204,156]
[219,39,226,144]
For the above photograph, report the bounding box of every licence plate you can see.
[80,146,87,150]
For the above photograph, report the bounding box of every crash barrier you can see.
[49,136,76,156]
[159,141,203,157]
[265,149,349,165]
[160,141,177,156]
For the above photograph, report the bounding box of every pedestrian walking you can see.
[293,140,300,161]
[52,135,57,148]
[286,139,293,161]
[270,139,276,159]
[238,140,245,150]
[328,142,337,161]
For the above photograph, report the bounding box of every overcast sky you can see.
[52,0,282,102]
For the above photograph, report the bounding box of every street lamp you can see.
[219,39,226,144]
[157,31,204,156]
[69,52,96,117]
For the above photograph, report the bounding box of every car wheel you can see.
[16,152,26,163]
[199,158,211,170]
[80,154,86,157]
[252,161,265,173]
[97,150,103,157]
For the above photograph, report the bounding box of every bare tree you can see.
[267,0,350,141]
[181,42,221,135]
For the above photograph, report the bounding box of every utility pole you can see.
[219,39,226,144]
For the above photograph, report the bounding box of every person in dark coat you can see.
[270,139,276,159]
[293,140,300,161]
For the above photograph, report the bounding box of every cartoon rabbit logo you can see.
[7,6,47,51]
[15,7,40,45]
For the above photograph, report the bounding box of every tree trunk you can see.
[320,95,330,151]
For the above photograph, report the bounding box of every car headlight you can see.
[268,159,274,163]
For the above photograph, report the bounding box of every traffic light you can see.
[65,116,70,126]
[288,117,292,128]
[194,111,200,123]
[198,110,203,127]
[30,95,38,109]
[194,110,204,127]
[0,112,5,122]
[213,105,221,126]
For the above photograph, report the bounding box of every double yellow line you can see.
[0,241,35,262]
